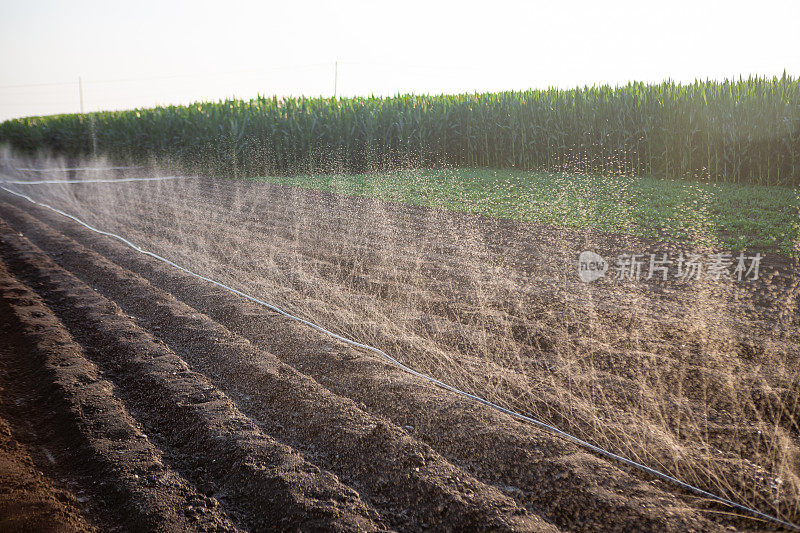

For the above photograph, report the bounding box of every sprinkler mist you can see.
[1,148,799,530]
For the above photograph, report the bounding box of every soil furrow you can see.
[0,192,722,531]
[0,353,97,533]
[2,176,796,530]
[0,259,241,532]
[0,223,385,532]
[0,201,559,532]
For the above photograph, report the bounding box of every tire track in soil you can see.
[0,209,558,532]
[0,226,386,532]
[0,192,722,530]
[0,261,241,532]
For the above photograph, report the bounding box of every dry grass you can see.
[3,151,799,526]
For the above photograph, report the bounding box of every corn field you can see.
[1,75,798,185]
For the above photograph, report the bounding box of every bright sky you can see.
[1,0,798,121]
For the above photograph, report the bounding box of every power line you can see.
[0,80,76,90]
[0,63,333,91]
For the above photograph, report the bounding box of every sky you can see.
[1,0,798,121]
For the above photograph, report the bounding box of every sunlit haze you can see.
[1,0,798,121]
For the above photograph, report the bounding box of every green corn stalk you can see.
[0,76,797,186]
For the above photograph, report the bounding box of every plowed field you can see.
[0,173,797,531]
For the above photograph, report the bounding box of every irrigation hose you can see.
[13,165,145,172]
[0,178,797,531]
[1,176,194,185]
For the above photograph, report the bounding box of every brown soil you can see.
[0,368,95,533]
[0,175,797,531]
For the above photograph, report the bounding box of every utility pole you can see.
[334,61,338,99]
[78,76,84,114]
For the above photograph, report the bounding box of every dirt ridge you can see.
[0,191,724,531]
[0,261,241,532]
[0,213,557,531]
